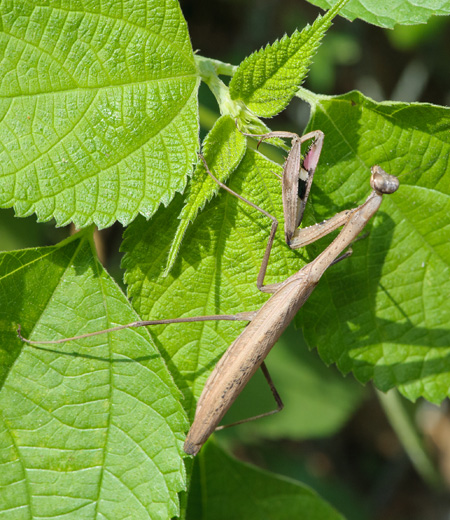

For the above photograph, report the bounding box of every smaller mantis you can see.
[19,152,400,456]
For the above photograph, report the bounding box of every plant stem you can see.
[296,86,331,106]
[195,55,237,77]
[194,55,267,133]
[195,56,241,118]
[376,388,442,489]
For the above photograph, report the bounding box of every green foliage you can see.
[1,0,449,518]
[186,441,345,520]
[123,92,450,413]
[123,149,286,420]
[309,0,450,28]
[0,232,187,518]
[229,0,349,117]
[0,0,199,228]
[163,115,246,274]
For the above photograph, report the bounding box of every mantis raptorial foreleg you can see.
[240,129,325,249]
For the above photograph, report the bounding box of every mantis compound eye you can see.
[370,165,400,195]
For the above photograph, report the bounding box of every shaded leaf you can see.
[186,441,345,520]
[299,91,450,403]
[123,149,288,421]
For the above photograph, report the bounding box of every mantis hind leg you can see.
[214,361,284,431]
[199,154,279,295]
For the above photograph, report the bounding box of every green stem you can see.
[194,55,268,134]
[376,388,442,489]
[195,55,242,118]
[195,55,237,77]
[296,86,331,106]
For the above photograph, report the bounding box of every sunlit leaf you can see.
[0,0,199,228]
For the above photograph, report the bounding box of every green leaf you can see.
[0,0,199,229]
[163,115,246,275]
[299,90,450,403]
[186,441,345,520]
[0,232,187,519]
[308,0,450,28]
[228,0,348,118]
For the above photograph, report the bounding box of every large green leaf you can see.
[122,161,288,424]
[299,90,450,403]
[0,0,199,228]
[186,441,345,520]
[309,0,450,28]
[0,232,187,519]
[122,149,290,421]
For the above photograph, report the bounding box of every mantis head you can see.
[370,165,400,195]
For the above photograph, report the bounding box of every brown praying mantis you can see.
[18,137,400,456]
[183,160,399,455]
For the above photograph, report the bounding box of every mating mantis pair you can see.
[19,129,400,456]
